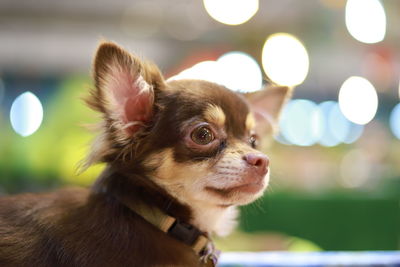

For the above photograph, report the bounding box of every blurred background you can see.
[0,0,399,252]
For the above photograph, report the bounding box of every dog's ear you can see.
[88,42,165,136]
[245,86,293,136]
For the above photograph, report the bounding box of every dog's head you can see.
[86,42,291,209]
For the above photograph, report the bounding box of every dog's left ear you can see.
[88,41,165,137]
[245,86,293,136]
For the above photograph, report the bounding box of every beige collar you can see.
[116,196,219,266]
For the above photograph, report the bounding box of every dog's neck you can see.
[189,202,238,236]
[92,165,237,236]
[92,165,191,222]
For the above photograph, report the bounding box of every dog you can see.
[0,42,292,267]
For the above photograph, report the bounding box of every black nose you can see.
[243,153,269,176]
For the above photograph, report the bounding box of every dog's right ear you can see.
[87,42,165,137]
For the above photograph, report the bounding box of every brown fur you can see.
[0,42,292,266]
[0,182,198,266]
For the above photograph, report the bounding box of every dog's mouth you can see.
[206,167,268,197]
[206,180,265,196]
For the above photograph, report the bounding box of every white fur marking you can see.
[136,75,153,94]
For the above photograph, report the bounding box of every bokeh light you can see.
[324,101,363,145]
[10,91,43,137]
[203,0,258,26]
[280,99,321,146]
[278,100,364,147]
[317,101,343,147]
[262,33,309,86]
[168,51,262,93]
[338,76,378,125]
[330,103,351,144]
[389,103,400,140]
[169,61,221,83]
[343,122,364,144]
[217,52,262,93]
[345,0,386,44]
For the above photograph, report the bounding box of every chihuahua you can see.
[0,42,292,267]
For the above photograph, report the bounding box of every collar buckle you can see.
[168,219,204,247]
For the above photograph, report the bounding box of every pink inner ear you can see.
[109,67,154,135]
[123,93,153,134]
[252,108,275,136]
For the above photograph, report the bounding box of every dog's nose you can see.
[243,153,269,176]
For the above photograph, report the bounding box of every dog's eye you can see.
[249,134,258,148]
[191,126,214,145]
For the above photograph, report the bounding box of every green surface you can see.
[240,192,400,250]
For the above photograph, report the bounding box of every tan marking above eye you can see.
[203,104,226,127]
[245,113,256,132]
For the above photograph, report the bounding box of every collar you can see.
[115,195,220,266]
